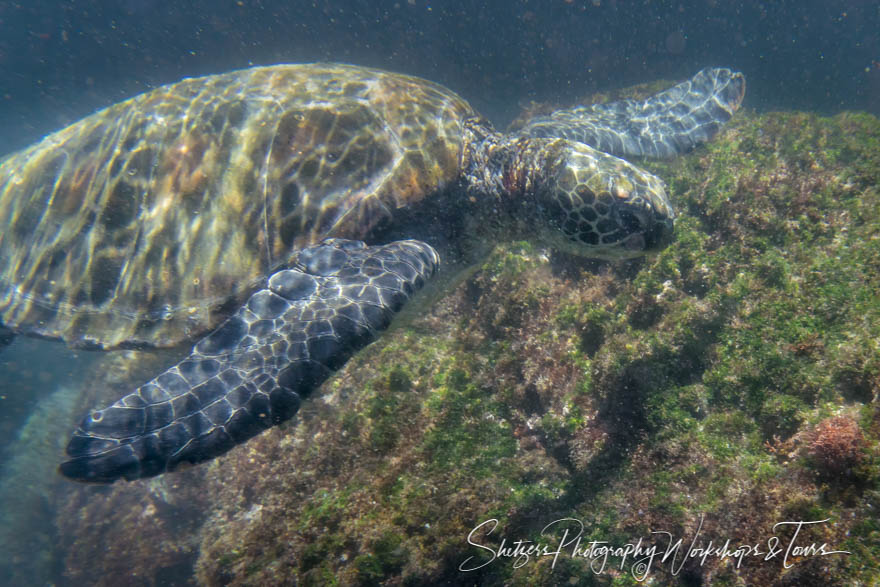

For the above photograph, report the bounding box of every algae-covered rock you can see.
[52,108,880,585]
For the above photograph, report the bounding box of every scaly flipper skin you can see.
[520,68,746,159]
[60,239,439,483]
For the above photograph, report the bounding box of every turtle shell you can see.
[0,63,475,349]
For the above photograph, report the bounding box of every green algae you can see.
[500,109,880,584]
[420,367,518,472]
[551,110,880,584]
[352,531,406,583]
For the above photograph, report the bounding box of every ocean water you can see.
[0,2,878,585]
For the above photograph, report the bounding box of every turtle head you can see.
[529,140,674,259]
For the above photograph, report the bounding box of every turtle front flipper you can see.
[520,67,745,159]
[59,239,439,483]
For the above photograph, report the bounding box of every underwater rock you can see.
[193,109,880,585]
[52,349,211,586]
[39,106,880,584]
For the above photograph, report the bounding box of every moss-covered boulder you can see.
[53,109,880,585]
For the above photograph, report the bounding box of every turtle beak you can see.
[610,174,675,254]
[640,213,675,252]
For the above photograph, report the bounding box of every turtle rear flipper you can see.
[521,67,745,159]
[59,239,439,483]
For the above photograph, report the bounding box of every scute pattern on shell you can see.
[0,64,474,349]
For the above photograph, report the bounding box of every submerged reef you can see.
[49,106,880,585]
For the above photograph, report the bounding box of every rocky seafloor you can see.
[2,94,879,586]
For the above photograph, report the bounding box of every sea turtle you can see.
[0,63,744,483]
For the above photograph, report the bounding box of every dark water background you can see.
[1,0,879,156]
[0,0,878,584]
